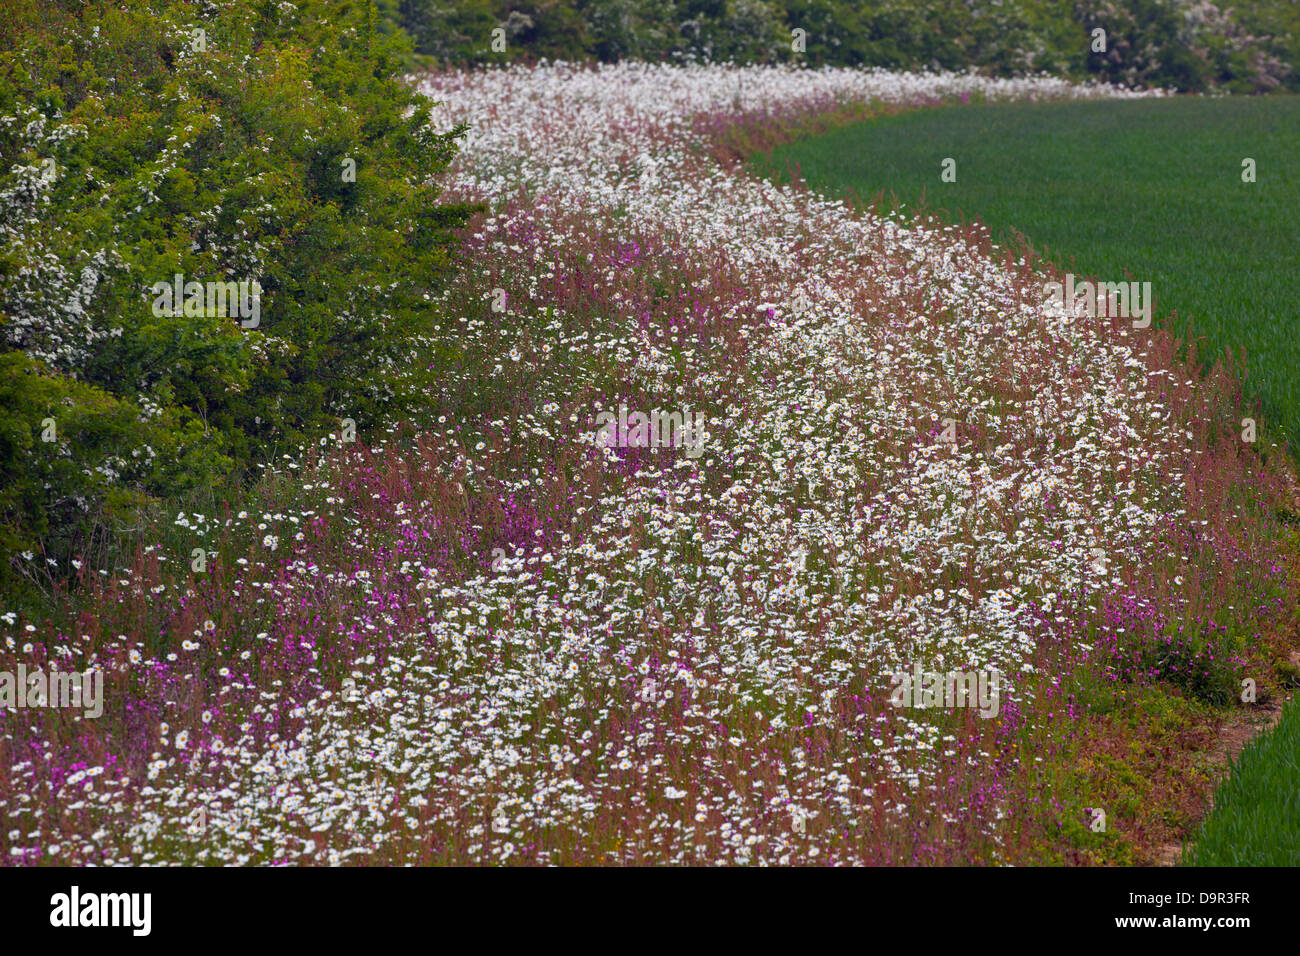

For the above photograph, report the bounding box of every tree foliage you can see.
[397,0,1296,92]
[0,0,474,579]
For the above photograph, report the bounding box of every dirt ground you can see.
[1150,649,1300,865]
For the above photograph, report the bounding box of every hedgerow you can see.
[0,0,474,585]
[395,0,1296,93]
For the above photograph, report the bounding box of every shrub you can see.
[0,0,474,580]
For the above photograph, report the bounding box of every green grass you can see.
[751,96,1300,447]
[1184,698,1300,865]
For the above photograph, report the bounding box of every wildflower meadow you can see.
[5,53,1295,868]
[2,7,1297,922]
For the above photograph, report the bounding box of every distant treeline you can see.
[390,0,1299,92]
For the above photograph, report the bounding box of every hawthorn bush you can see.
[0,0,474,585]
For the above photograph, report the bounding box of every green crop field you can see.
[752,96,1300,448]
[1184,697,1300,865]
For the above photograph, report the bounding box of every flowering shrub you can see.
[0,0,474,580]
[1078,0,1291,92]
